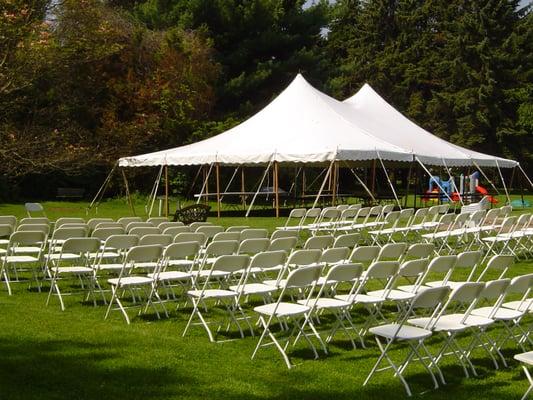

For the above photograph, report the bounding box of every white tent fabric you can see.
[343,84,517,168]
[119,75,413,167]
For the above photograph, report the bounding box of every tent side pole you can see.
[495,160,511,205]
[87,162,117,214]
[312,160,334,209]
[416,158,454,203]
[216,163,221,219]
[241,167,246,210]
[246,161,273,218]
[518,164,533,190]
[164,165,169,217]
[414,163,419,209]
[274,161,280,218]
[371,159,377,198]
[121,168,136,216]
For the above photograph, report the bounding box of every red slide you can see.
[475,185,498,204]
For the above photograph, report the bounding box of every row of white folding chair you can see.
[277,204,363,233]
[481,213,533,262]
[365,272,533,396]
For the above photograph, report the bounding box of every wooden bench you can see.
[173,204,211,225]
[57,188,85,199]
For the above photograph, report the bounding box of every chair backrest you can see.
[336,204,349,211]
[349,246,379,264]
[482,208,500,226]
[381,211,400,227]
[87,218,114,231]
[333,233,360,249]
[404,243,434,260]
[249,250,287,271]
[91,227,125,241]
[427,205,440,220]
[456,251,482,269]
[377,242,407,261]
[61,237,101,254]
[174,232,207,246]
[364,261,399,279]
[338,208,359,222]
[195,225,224,239]
[213,232,240,242]
[507,274,533,295]
[479,278,511,302]
[17,224,50,235]
[438,204,450,214]
[322,262,363,284]
[0,216,17,227]
[129,227,161,237]
[25,202,46,217]
[303,235,334,250]
[117,217,143,228]
[104,234,139,250]
[398,208,414,223]
[238,238,270,255]
[499,205,512,218]
[125,244,163,263]
[163,241,200,261]
[398,258,429,278]
[158,222,186,231]
[138,234,173,247]
[348,203,362,210]
[319,247,350,265]
[55,217,85,228]
[209,254,250,274]
[270,230,299,240]
[126,222,154,233]
[268,237,297,252]
[283,208,306,228]
[468,210,486,227]
[51,226,88,241]
[189,221,212,230]
[368,205,382,222]
[410,286,450,310]
[0,224,13,237]
[225,225,249,233]
[497,216,517,234]
[427,255,457,273]
[410,208,428,225]
[203,240,239,257]
[287,249,322,266]
[19,217,49,225]
[8,230,47,246]
[305,207,322,220]
[146,217,169,226]
[94,222,123,230]
[284,264,322,289]
[240,228,269,240]
[162,226,191,237]
[477,254,514,281]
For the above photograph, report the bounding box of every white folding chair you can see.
[268,237,297,252]
[364,286,450,396]
[183,254,252,342]
[117,217,142,228]
[376,242,407,261]
[398,255,457,293]
[515,351,533,400]
[238,238,270,255]
[275,208,306,231]
[251,264,324,369]
[476,254,514,282]
[104,244,164,324]
[240,228,269,240]
[303,235,334,250]
[426,250,482,289]
[46,237,101,310]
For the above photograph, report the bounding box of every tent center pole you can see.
[241,167,246,210]
[164,165,169,217]
[371,159,377,199]
[332,161,338,206]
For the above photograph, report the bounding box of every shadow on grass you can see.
[0,337,188,400]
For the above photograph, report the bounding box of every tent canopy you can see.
[119,74,517,169]
[343,84,517,168]
[119,75,412,167]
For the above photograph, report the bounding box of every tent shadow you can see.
[0,337,189,400]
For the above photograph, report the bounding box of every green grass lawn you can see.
[0,199,532,399]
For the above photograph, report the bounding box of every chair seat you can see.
[197,270,231,278]
[515,351,533,365]
[503,300,533,313]
[96,263,124,271]
[471,306,523,321]
[90,251,120,259]
[341,293,385,304]
[12,246,41,253]
[410,314,493,332]
[44,253,80,261]
[426,280,461,289]
[149,271,192,281]
[187,289,238,299]
[167,260,194,268]
[230,283,277,295]
[254,302,310,317]
[370,323,432,340]
[262,279,285,288]
[367,289,416,301]
[108,276,153,286]
[1,255,39,263]
[298,297,350,310]
[51,266,93,274]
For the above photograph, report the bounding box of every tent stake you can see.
[216,163,221,219]
[121,168,136,216]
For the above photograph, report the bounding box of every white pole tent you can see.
[117,74,412,217]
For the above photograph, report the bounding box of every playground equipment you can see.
[423,171,498,204]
